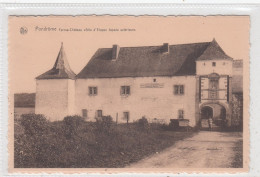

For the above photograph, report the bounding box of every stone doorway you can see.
[200,104,227,131]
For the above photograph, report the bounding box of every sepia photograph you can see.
[8,16,249,172]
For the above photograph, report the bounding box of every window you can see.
[174,85,184,95]
[209,79,219,99]
[123,112,130,123]
[153,78,156,82]
[123,112,129,120]
[121,86,130,95]
[178,109,184,119]
[212,62,216,67]
[97,110,102,117]
[89,87,97,95]
[82,109,88,118]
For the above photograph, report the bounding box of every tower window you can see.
[212,62,216,67]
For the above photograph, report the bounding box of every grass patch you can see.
[14,115,195,168]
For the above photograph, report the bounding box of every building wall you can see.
[75,76,197,126]
[196,60,233,76]
[35,79,73,121]
[68,80,75,115]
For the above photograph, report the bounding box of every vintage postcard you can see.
[8,16,249,173]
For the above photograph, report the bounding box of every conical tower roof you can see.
[197,39,233,61]
[36,43,76,80]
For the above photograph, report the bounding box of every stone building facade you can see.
[35,39,243,127]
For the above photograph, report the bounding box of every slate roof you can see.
[197,39,233,61]
[36,43,76,80]
[77,39,233,79]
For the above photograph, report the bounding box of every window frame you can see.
[120,86,131,96]
[89,86,98,96]
[123,111,129,120]
[97,110,102,118]
[174,85,185,95]
[82,109,88,118]
[178,109,184,119]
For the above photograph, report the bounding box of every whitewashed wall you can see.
[35,79,75,121]
[68,80,75,115]
[196,60,233,75]
[75,76,197,126]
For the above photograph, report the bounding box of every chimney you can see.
[112,44,120,60]
[162,43,169,53]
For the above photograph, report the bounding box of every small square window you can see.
[174,85,184,95]
[121,86,130,95]
[89,87,98,95]
[153,78,156,82]
[212,62,216,67]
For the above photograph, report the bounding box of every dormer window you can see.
[212,62,216,67]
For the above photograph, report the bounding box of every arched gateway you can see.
[199,102,228,130]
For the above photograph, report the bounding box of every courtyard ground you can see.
[128,131,243,168]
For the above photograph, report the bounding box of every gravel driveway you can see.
[128,131,242,168]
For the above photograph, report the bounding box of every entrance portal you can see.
[200,104,227,131]
[201,106,213,119]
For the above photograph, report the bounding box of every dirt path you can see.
[128,131,242,168]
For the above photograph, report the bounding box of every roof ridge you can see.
[77,40,212,78]
[96,41,212,50]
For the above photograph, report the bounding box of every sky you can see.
[9,16,250,93]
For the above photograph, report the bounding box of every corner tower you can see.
[35,43,76,121]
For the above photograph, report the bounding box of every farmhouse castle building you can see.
[35,39,243,127]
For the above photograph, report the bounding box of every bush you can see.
[20,114,49,136]
[137,116,149,131]
[63,115,85,139]
[95,115,113,133]
[160,123,171,131]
